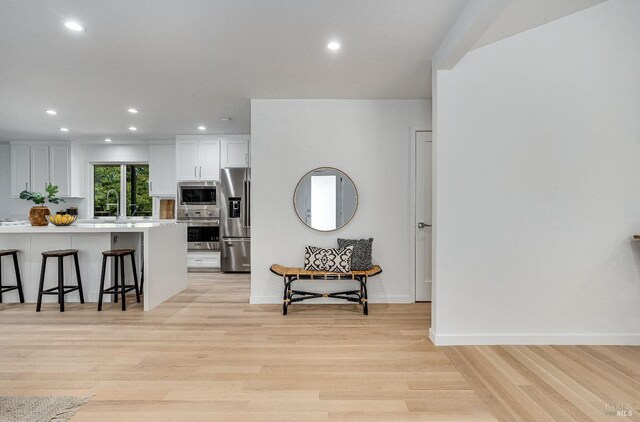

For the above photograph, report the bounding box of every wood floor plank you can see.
[1,272,637,421]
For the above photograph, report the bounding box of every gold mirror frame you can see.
[292,167,358,232]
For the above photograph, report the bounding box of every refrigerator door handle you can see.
[246,179,250,228]
[242,180,249,229]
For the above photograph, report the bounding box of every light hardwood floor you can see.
[0,273,638,421]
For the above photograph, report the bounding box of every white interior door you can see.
[415,131,433,301]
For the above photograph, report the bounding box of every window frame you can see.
[89,161,152,219]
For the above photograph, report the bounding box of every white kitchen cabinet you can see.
[175,137,220,181]
[220,138,250,168]
[30,146,51,194]
[149,143,176,196]
[176,140,199,181]
[187,251,220,270]
[49,145,70,197]
[198,140,220,180]
[10,145,31,196]
[10,143,81,198]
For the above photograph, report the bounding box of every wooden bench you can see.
[270,264,383,315]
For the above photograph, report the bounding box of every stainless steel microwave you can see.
[178,181,217,206]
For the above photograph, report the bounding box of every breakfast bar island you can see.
[0,221,187,311]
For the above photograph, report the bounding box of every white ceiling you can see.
[0,0,469,143]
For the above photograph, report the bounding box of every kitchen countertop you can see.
[0,221,179,233]
[0,220,186,311]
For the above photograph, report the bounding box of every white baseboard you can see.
[250,295,412,305]
[429,331,640,346]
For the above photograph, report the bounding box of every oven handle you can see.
[182,220,220,227]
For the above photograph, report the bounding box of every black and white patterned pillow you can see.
[337,238,373,271]
[304,245,354,273]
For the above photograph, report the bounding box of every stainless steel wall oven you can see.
[186,223,220,250]
[177,181,220,252]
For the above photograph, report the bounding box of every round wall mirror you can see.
[293,167,358,232]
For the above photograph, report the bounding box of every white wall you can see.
[83,143,150,164]
[433,0,640,345]
[251,99,430,303]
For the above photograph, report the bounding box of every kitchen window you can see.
[93,164,152,217]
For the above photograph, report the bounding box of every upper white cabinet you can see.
[11,145,30,196]
[10,143,82,198]
[220,138,250,168]
[149,142,176,196]
[198,140,221,180]
[49,145,71,197]
[176,140,199,180]
[175,137,220,181]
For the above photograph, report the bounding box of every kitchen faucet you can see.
[105,189,120,218]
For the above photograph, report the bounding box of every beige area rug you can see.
[0,396,92,422]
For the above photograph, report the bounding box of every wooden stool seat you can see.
[36,249,84,312]
[102,249,135,257]
[42,249,79,257]
[98,249,140,311]
[0,249,24,303]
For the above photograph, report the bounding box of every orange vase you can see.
[29,206,50,226]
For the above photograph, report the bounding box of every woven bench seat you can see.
[270,264,382,315]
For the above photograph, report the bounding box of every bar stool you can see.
[98,249,140,311]
[0,249,25,303]
[36,249,84,312]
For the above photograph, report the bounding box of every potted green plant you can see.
[19,184,65,226]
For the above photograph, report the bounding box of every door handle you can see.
[417,222,432,228]
[199,166,202,178]
[194,166,197,178]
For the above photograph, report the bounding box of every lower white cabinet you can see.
[187,251,220,270]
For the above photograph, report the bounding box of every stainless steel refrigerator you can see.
[220,167,251,272]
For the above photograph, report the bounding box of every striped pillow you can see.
[304,245,354,272]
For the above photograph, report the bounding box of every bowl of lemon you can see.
[47,214,77,226]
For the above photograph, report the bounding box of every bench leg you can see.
[357,276,368,315]
[282,276,292,315]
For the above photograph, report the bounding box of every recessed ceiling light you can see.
[59,127,69,132]
[127,108,138,114]
[220,117,232,122]
[129,126,137,131]
[327,41,341,51]
[198,125,206,131]
[45,109,57,115]
[64,21,85,32]
[104,138,112,143]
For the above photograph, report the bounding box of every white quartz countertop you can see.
[0,221,180,233]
